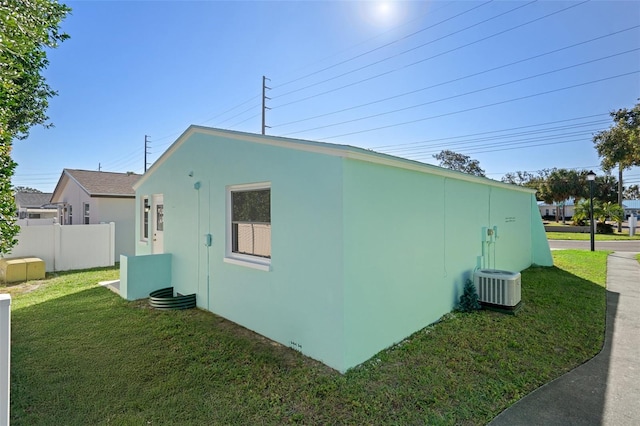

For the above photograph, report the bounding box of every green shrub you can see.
[596,222,614,234]
[458,279,481,312]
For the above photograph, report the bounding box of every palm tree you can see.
[573,199,624,232]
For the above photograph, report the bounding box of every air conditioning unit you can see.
[474,269,521,308]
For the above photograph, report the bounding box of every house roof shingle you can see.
[15,192,55,208]
[54,169,141,198]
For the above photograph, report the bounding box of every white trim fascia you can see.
[223,257,271,272]
[88,194,136,198]
[50,172,69,203]
[134,126,536,195]
[62,169,92,197]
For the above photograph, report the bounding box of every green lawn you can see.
[4,252,608,425]
[546,231,640,240]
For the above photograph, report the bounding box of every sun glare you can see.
[369,1,404,27]
[378,2,391,15]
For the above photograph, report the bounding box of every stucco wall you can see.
[95,197,135,257]
[341,159,543,369]
[55,178,90,225]
[135,133,346,370]
[132,128,551,373]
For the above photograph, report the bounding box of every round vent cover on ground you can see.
[149,287,196,310]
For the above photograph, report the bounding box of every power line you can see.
[388,127,605,157]
[124,3,482,150]
[486,165,603,176]
[213,101,262,127]
[271,0,590,111]
[103,149,144,171]
[228,112,262,130]
[10,172,59,177]
[405,137,587,160]
[149,93,262,144]
[372,113,610,151]
[271,26,639,129]
[280,49,637,137]
[315,70,640,141]
[200,94,262,126]
[402,132,599,159]
[384,129,605,158]
[99,144,143,168]
[272,0,499,97]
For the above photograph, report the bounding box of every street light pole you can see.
[587,170,596,252]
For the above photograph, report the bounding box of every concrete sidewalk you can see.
[489,252,640,426]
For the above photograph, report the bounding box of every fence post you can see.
[53,223,62,271]
[0,294,11,425]
[109,222,116,265]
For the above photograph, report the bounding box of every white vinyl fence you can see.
[16,218,56,226]
[0,294,10,425]
[9,223,116,272]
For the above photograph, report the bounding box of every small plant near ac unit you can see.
[457,279,481,312]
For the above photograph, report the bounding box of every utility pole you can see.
[98,163,101,171]
[144,135,151,172]
[262,75,271,135]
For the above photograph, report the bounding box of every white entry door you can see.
[152,194,164,254]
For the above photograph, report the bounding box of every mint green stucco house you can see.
[120,126,552,373]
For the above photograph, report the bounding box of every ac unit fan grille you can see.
[474,270,521,307]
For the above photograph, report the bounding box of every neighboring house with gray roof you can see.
[537,198,576,220]
[51,169,141,257]
[14,192,57,219]
[623,199,640,218]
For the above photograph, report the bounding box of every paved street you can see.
[548,239,640,252]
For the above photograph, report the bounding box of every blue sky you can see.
[12,0,640,193]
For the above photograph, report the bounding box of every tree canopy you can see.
[12,186,43,193]
[501,168,552,199]
[593,102,640,230]
[502,168,620,222]
[0,0,70,254]
[433,150,485,177]
[624,184,640,200]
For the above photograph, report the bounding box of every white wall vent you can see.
[474,269,521,307]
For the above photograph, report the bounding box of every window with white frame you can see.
[226,183,271,268]
[141,196,150,241]
[68,205,73,225]
[83,203,90,224]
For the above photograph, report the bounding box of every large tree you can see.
[433,150,485,177]
[592,174,619,204]
[593,102,640,230]
[624,184,640,200]
[0,0,69,254]
[501,168,553,200]
[539,168,583,223]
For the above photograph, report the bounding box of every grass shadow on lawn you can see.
[9,253,608,425]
